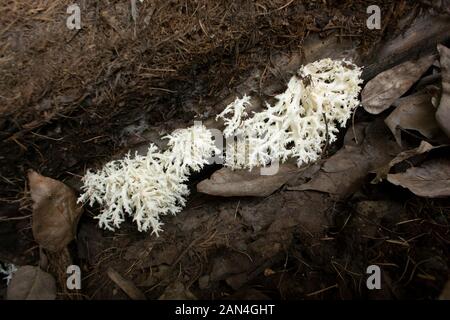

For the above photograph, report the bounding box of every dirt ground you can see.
[1,0,449,300]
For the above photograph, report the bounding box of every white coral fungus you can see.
[78,124,218,235]
[217,58,362,169]
[0,262,17,285]
[79,58,362,235]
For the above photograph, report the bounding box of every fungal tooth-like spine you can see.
[218,58,363,169]
[78,123,218,235]
[216,94,251,138]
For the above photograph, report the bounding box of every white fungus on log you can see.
[78,58,363,235]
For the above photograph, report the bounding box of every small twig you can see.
[275,0,295,12]
[0,214,31,222]
[107,267,146,300]
[30,131,64,141]
[306,283,338,297]
[234,200,240,219]
[9,136,27,151]
[82,135,108,143]
[66,29,81,44]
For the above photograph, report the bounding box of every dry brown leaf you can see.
[7,265,56,300]
[28,170,83,252]
[106,267,146,300]
[385,93,441,146]
[372,141,440,183]
[292,120,401,198]
[436,44,450,137]
[387,158,450,197]
[197,163,299,197]
[362,54,436,114]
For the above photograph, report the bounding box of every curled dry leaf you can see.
[28,170,83,252]
[197,163,299,197]
[362,54,435,114]
[385,92,441,146]
[436,44,450,137]
[387,158,450,198]
[7,265,56,300]
[372,141,440,183]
